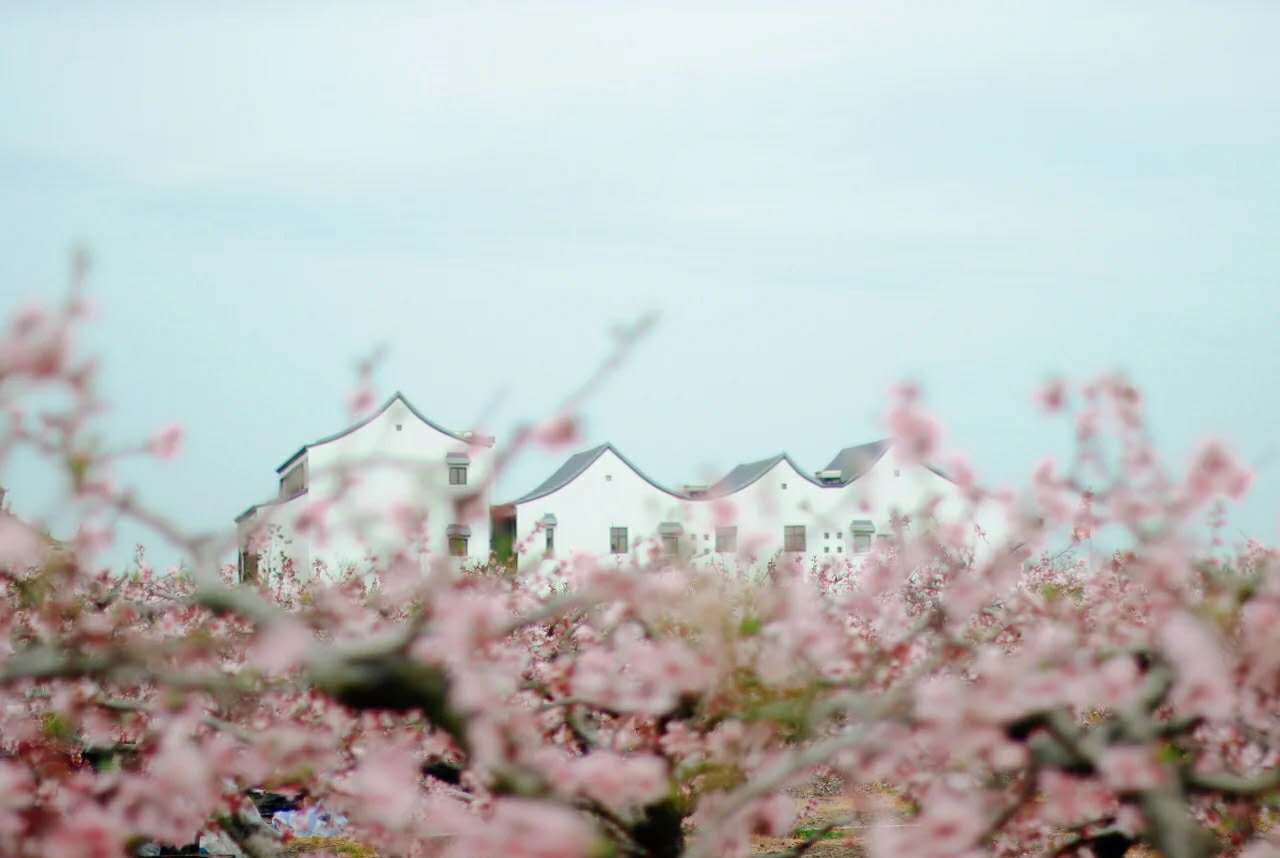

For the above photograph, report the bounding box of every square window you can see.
[448,536,468,557]
[715,526,738,553]
[449,465,468,486]
[851,520,876,554]
[661,533,679,555]
[610,527,628,554]
[280,461,307,498]
[824,531,830,539]
[783,525,806,552]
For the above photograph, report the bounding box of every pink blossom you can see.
[884,383,942,464]
[531,414,580,448]
[344,742,423,830]
[1038,770,1115,826]
[565,752,669,813]
[1160,611,1234,720]
[1240,838,1280,858]
[146,423,185,460]
[0,760,33,836]
[447,798,599,858]
[0,303,69,379]
[294,499,331,543]
[40,803,127,858]
[871,783,986,858]
[1034,378,1069,413]
[248,618,314,673]
[1185,439,1252,505]
[0,514,46,571]
[347,385,376,417]
[1097,745,1167,792]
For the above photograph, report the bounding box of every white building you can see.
[496,439,1001,575]
[235,392,494,581]
[491,444,694,571]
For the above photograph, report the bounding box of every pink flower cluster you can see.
[0,288,1277,858]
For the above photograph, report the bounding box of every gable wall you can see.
[513,448,690,572]
[243,399,494,579]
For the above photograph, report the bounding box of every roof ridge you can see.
[274,390,475,474]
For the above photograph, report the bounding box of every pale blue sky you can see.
[2,2,1277,567]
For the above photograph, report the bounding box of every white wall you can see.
[513,448,691,573]
[239,397,494,580]
[513,444,1006,576]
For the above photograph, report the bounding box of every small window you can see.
[824,531,830,539]
[610,527,628,554]
[661,533,679,555]
[238,548,260,583]
[449,465,468,486]
[280,461,307,498]
[824,546,830,554]
[780,482,788,490]
[851,520,876,554]
[447,525,471,557]
[837,545,843,553]
[784,525,806,552]
[715,526,738,553]
[545,526,555,556]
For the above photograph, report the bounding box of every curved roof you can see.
[822,439,891,485]
[709,453,829,496]
[508,438,954,508]
[508,443,689,505]
[275,391,485,474]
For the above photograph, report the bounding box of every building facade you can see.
[238,394,1001,582]
[496,439,1003,575]
[235,392,493,581]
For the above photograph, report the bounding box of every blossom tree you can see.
[1,264,1278,858]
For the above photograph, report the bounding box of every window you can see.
[545,526,555,556]
[851,520,875,554]
[238,548,259,583]
[659,523,682,557]
[784,525,806,552]
[610,527,628,554]
[447,525,471,558]
[279,461,307,498]
[715,526,738,553]
[446,452,470,486]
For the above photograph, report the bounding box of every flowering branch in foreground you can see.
[1,272,1278,858]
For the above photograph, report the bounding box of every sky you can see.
[2,1,1277,568]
